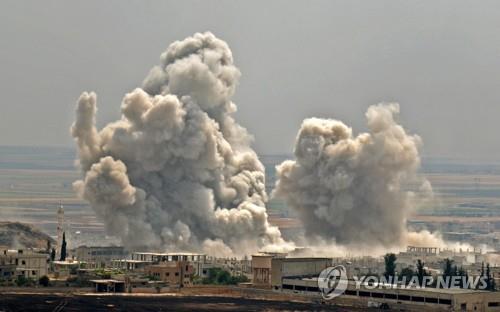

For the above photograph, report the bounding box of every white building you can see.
[75,246,128,268]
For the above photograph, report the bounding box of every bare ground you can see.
[0,293,369,312]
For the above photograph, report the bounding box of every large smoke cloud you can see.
[71,32,285,255]
[274,103,432,248]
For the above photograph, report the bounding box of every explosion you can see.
[72,32,437,255]
[274,103,432,248]
[71,32,285,255]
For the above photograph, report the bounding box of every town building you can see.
[251,253,285,286]
[333,256,385,278]
[270,257,332,290]
[0,263,16,280]
[52,259,83,278]
[144,261,194,287]
[0,249,48,280]
[75,246,128,268]
[277,277,500,311]
[111,259,151,272]
[56,204,64,259]
[90,279,125,293]
[129,252,206,276]
[200,256,252,279]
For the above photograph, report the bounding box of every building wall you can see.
[0,264,16,279]
[111,260,150,272]
[252,255,273,286]
[75,246,128,268]
[271,258,332,289]
[0,249,48,279]
[145,261,194,287]
[278,277,500,312]
[131,252,206,276]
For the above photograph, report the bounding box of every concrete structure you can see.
[124,276,168,293]
[333,256,385,278]
[52,260,83,278]
[0,249,48,279]
[90,279,125,293]
[75,246,128,268]
[251,252,287,286]
[271,257,332,290]
[199,257,251,279]
[130,252,206,276]
[486,252,500,267]
[396,245,486,273]
[144,261,194,287]
[0,264,16,280]
[278,277,500,311]
[406,246,439,255]
[111,259,151,272]
[251,254,273,286]
[131,252,205,263]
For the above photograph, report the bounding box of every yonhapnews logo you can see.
[317,266,492,301]
[317,265,348,300]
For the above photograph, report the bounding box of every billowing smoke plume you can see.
[274,103,432,248]
[71,32,285,255]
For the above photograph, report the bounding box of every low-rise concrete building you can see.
[0,249,48,280]
[144,261,194,287]
[271,257,332,290]
[251,252,287,287]
[52,260,83,278]
[131,252,205,263]
[130,252,206,276]
[111,259,151,272]
[75,246,128,268]
[0,264,16,280]
[90,279,126,293]
[278,277,500,311]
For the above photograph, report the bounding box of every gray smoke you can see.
[274,103,431,248]
[71,32,285,255]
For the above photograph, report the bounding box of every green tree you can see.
[439,258,455,288]
[39,275,50,287]
[215,269,231,284]
[416,259,429,285]
[201,268,246,285]
[486,263,496,291]
[477,262,485,290]
[457,267,468,289]
[50,248,56,262]
[201,268,220,284]
[443,259,454,277]
[15,275,28,286]
[384,253,397,280]
[400,267,414,285]
[230,274,249,284]
[60,232,67,261]
[146,274,159,281]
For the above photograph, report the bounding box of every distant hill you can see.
[0,222,55,249]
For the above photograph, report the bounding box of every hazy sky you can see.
[1,1,499,159]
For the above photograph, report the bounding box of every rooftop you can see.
[132,252,205,256]
[90,279,125,284]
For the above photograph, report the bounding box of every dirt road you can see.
[0,293,370,312]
